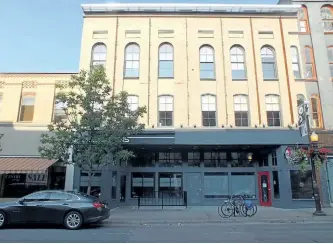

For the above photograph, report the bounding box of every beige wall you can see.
[0,14,321,137]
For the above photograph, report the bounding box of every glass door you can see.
[258,171,272,206]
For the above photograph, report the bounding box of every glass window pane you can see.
[231,173,256,198]
[204,173,228,198]
[290,170,313,199]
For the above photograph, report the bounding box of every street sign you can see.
[298,101,308,137]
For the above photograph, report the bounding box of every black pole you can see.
[305,101,326,216]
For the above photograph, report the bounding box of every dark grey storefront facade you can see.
[72,128,329,208]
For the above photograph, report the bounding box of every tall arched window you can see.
[230,46,246,80]
[19,93,36,122]
[290,46,301,79]
[321,5,333,32]
[261,46,277,80]
[297,94,305,107]
[159,43,174,78]
[299,6,310,33]
[124,43,140,78]
[158,95,173,127]
[199,45,215,80]
[304,46,316,79]
[91,43,107,67]
[201,94,216,127]
[265,94,281,127]
[311,95,322,128]
[234,95,249,127]
[327,46,333,79]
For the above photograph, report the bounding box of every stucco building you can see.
[0,2,329,208]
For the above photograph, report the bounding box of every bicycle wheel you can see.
[220,202,234,218]
[242,203,257,217]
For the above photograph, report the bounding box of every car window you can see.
[24,192,50,201]
[49,192,71,201]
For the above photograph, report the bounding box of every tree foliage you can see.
[38,66,146,194]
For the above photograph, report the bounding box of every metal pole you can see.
[304,100,326,216]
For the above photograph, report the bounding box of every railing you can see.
[137,191,187,209]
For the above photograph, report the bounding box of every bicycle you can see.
[218,195,257,218]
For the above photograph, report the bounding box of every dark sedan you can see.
[0,190,110,230]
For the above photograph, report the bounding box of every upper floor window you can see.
[297,94,305,107]
[230,46,246,80]
[311,95,322,128]
[299,6,309,33]
[158,95,173,127]
[261,46,277,80]
[304,46,316,79]
[201,94,216,127]
[127,95,139,111]
[159,43,174,78]
[91,43,107,67]
[124,43,140,78]
[234,95,249,127]
[265,94,281,127]
[54,100,67,123]
[19,94,35,122]
[321,5,333,32]
[290,46,301,79]
[327,46,333,79]
[199,45,215,80]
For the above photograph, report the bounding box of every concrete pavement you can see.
[0,222,333,242]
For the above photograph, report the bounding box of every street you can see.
[0,222,333,243]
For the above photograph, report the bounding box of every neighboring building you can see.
[0,2,328,208]
[278,0,333,206]
[0,73,74,197]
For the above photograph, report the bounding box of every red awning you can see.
[0,157,57,174]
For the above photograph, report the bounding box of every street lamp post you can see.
[309,132,326,216]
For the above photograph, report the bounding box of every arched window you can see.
[124,43,140,78]
[304,46,316,79]
[299,6,310,33]
[158,95,173,127]
[159,43,174,78]
[91,43,107,67]
[290,46,301,79]
[265,94,281,127]
[230,46,246,80]
[311,95,322,128]
[19,93,36,122]
[327,46,333,79]
[199,45,215,80]
[233,95,249,127]
[321,5,333,32]
[54,99,67,122]
[201,94,216,127]
[127,95,139,111]
[261,46,277,80]
[296,94,305,107]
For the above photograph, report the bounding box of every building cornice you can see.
[81,3,301,15]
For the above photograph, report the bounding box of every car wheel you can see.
[0,211,6,229]
[64,211,83,230]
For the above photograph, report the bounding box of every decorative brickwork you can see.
[22,81,37,88]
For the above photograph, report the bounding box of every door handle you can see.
[62,203,69,206]
[36,205,44,207]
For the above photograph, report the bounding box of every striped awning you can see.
[0,157,57,174]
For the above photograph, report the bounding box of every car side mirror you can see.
[18,198,25,205]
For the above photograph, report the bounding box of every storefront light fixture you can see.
[310,131,319,143]
[247,152,253,161]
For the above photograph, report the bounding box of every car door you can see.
[41,192,73,224]
[23,191,50,223]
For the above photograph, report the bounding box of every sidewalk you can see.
[108,206,333,226]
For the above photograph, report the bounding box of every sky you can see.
[0,0,278,73]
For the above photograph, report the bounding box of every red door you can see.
[258,172,272,207]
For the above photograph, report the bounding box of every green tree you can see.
[38,66,146,194]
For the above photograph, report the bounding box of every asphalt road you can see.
[0,222,333,243]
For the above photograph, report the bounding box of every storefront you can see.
[73,128,325,208]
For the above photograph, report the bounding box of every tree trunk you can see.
[87,171,92,195]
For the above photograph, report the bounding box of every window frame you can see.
[304,46,317,80]
[199,45,216,80]
[290,46,302,79]
[321,5,333,33]
[18,93,36,122]
[158,95,174,127]
[265,94,281,127]
[91,43,107,67]
[299,5,310,33]
[230,45,247,80]
[124,43,140,79]
[327,46,333,79]
[233,94,249,127]
[127,95,139,112]
[158,43,174,78]
[260,46,278,80]
[201,94,217,127]
[310,94,323,128]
